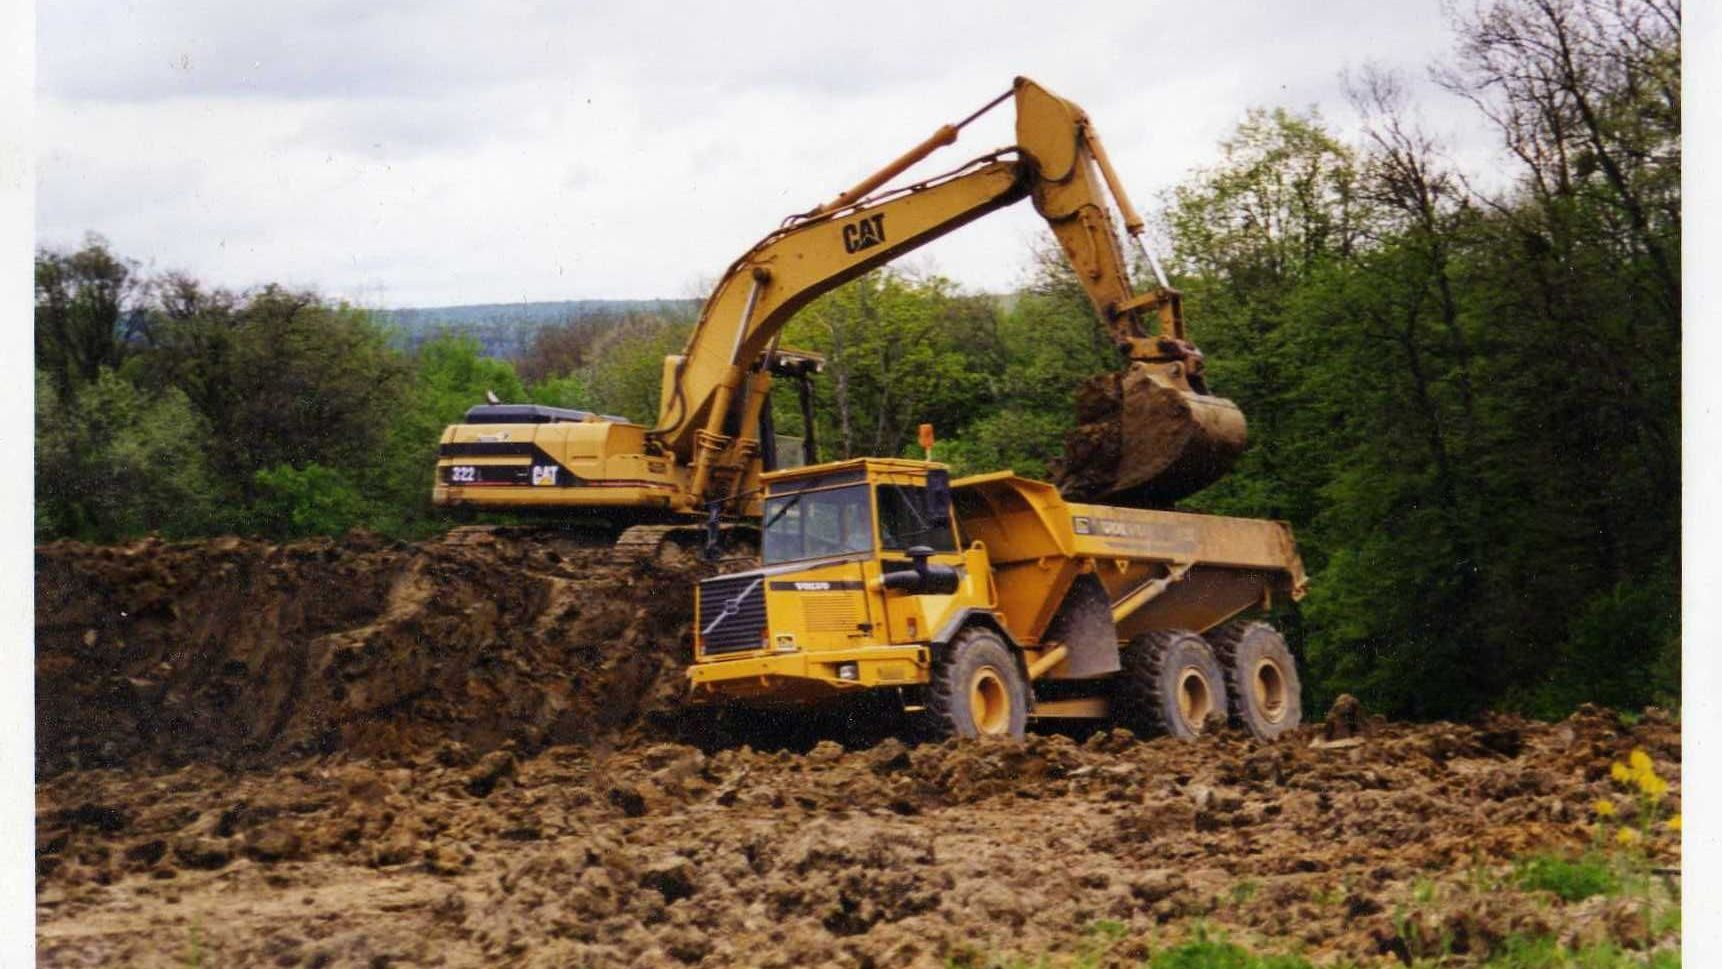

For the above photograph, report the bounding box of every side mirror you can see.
[924,469,951,527]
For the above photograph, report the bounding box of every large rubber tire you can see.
[924,627,1028,740]
[1208,620,1302,741]
[1112,630,1229,741]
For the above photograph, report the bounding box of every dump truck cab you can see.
[688,458,980,701]
[689,457,1309,742]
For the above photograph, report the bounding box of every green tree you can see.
[251,463,370,538]
[937,408,1071,479]
[1435,0,1681,715]
[35,369,218,541]
[35,235,142,398]
[1152,1,1679,718]
[1163,107,1364,522]
[132,282,412,498]
[781,269,1002,460]
[365,334,529,531]
[578,313,694,425]
[527,373,593,410]
[935,243,1121,476]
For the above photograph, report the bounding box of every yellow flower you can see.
[1629,749,1653,774]
[1593,799,1617,818]
[1668,815,1682,832]
[1611,762,1632,783]
[1616,827,1642,846]
[1638,773,1669,801]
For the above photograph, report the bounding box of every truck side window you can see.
[876,485,956,552]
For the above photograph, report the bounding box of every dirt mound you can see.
[35,534,1682,965]
[36,530,725,777]
[37,710,1680,967]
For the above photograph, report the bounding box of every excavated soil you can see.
[35,529,723,777]
[35,534,1682,967]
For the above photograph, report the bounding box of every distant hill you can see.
[372,291,1014,360]
[373,299,700,358]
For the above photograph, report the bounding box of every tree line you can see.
[35,0,1677,719]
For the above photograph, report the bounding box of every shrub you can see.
[1514,852,1619,903]
[252,463,370,538]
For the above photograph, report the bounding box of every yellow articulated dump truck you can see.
[688,457,1307,742]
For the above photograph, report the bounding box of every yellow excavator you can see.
[433,77,1245,542]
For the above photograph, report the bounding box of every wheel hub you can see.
[968,666,1011,735]
[1252,658,1287,723]
[1175,665,1213,731]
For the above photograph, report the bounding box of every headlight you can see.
[836,662,859,681]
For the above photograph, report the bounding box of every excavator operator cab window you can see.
[876,484,956,553]
[761,484,873,564]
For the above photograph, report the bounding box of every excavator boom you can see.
[654,76,1244,510]
[433,76,1245,530]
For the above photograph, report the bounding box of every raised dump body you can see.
[688,458,1306,742]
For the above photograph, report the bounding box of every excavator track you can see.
[437,522,759,566]
[613,523,761,565]
[438,523,617,551]
[611,524,690,562]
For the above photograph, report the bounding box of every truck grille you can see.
[801,594,860,632]
[698,572,768,656]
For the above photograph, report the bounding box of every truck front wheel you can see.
[925,627,1028,740]
[1113,630,1229,741]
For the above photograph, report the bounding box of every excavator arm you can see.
[432,76,1244,529]
[656,77,1245,511]
[655,156,1028,502]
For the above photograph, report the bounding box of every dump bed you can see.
[951,471,1305,645]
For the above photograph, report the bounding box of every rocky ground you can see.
[35,534,1682,967]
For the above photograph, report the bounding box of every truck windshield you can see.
[761,485,873,564]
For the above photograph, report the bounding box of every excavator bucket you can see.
[1055,363,1247,507]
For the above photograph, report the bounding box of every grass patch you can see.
[947,919,1133,969]
[1229,879,1261,905]
[948,928,1329,969]
[1411,876,1439,904]
[1148,939,1318,969]
[1479,934,1678,968]
[180,918,204,968]
[1515,852,1621,902]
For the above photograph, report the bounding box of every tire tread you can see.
[1115,630,1180,736]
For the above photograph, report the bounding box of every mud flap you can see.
[1039,573,1121,679]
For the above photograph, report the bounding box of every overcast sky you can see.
[35,0,1505,309]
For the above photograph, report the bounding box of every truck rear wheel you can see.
[925,627,1027,740]
[1113,630,1229,741]
[1208,620,1301,740]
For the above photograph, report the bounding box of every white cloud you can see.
[36,0,1506,308]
